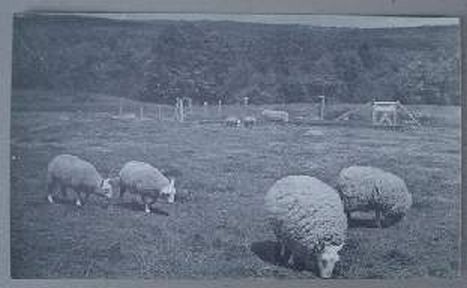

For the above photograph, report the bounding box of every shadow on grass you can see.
[348,214,405,229]
[114,201,169,216]
[250,240,282,266]
[251,241,322,275]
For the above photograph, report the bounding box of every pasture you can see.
[10,90,461,279]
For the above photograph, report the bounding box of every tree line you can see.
[12,14,461,105]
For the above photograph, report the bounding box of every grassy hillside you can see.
[12,14,460,105]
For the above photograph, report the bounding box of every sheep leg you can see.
[281,244,292,265]
[375,208,382,228]
[83,190,91,205]
[47,181,57,203]
[119,185,126,199]
[75,190,83,207]
[60,185,67,199]
[141,195,151,213]
[287,252,295,267]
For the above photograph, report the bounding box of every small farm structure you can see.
[335,100,421,128]
[372,101,421,127]
[372,101,399,126]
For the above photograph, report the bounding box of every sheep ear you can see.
[334,243,344,253]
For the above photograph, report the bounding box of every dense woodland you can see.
[12,14,461,105]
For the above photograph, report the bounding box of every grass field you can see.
[10,90,461,279]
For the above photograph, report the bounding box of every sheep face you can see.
[101,178,113,198]
[161,178,176,203]
[316,244,343,278]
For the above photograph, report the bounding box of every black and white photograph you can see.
[10,12,461,279]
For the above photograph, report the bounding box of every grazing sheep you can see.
[261,109,289,123]
[243,116,256,128]
[265,175,347,278]
[225,116,241,127]
[47,154,113,207]
[116,161,176,213]
[336,166,412,228]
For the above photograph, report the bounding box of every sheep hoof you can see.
[47,195,54,204]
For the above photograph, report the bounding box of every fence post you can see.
[218,99,222,116]
[203,101,208,116]
[319,95,325,120]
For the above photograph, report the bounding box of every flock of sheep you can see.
[46,149,412,279]
[265,168,412,278]
[46,154,176,213]
[224,108,290,128]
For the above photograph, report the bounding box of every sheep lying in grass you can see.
[47,154,113,207]
[261,109,289,123]
[336,166,412,228]
[115,161,176,213]
[265,175,347,278]
[243,116,256,128]
[225,116,241,127]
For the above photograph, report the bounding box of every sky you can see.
[70,13,459,28]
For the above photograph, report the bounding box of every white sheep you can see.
[115,161,176,213]
[264,175,347,278]
[336,166,412,228]
[225,116,241,127]
[47,154,113,207]
[243,116,256,128]
[261,109,289,123]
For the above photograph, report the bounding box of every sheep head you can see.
[100,178,113,198]
[316,243,344,279]
[161,178,176,203]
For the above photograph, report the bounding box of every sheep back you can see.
[261,109,289,122]
[265,176,347,252]
[337,166,412,217]
[47,154,102,190]
[119,161,170,195]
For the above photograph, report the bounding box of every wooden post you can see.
[158,105,162,121]
[393,107,398,126]
[218,99,222,116]
[204,101,208,116]
[372,102,377,125]
[140,106,144,120]
[179,98,184,122]
[119,98,123,116]
[318,95,325,120]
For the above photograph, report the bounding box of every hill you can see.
[12,14,461,105]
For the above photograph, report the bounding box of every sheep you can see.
[261,109,289,123]
[225,116,241,127]
[336,166,412,228]
[115,161,176,213]
[243,116,256,128]
[264,175,347,278]
[47,154,113,207]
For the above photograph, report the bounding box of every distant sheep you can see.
[225,116,241,127]
[115,161,176,213]
[265,175,347,278]
[243,116,256,128]
[336,166,412,228]
[47,154,112,207]
[261,109,289,122]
